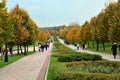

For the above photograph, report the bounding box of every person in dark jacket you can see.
[9,46,13,56]
[82,42,85,50]
[41,44,45,52]
[45,43,48,51]
[111,42,117,59]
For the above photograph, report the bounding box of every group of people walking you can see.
[0,46,13,56]
[38,42,50,52]
[75,42,86,50]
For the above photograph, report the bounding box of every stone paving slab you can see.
[0,43,52,80]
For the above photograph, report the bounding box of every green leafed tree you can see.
[26,18,39,52]
[90,16,100,51]
[80,21,92,48]
[107,1,120,43]
[95,11,109,50]
[0,0,14,62]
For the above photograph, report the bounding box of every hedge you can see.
[58,53,102,62]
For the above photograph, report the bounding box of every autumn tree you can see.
[0,0,14,62]
[45,30,51,40]
[38,30,50,42]
[80,21,92,48]
[59,27,68,39]
[66,26,79,43]
[74,27,82,43]
[10,5,30,55]
[23,16,39,52]
[90,16,100,50]
[88,1,120,51]
[106,2,120,43]
[95,11,109,50]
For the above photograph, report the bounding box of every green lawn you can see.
[47,36,76,80]
[0,51,35,68]
[47,37,119,80]
[79,41,120,56]
[85,46,120,56]
[47,55,60,80]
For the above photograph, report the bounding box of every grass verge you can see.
[47,55,60,80]
[86,47,120,56]
[0,51,35,68]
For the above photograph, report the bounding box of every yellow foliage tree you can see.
[38,30,50,42]
[66,26,79,43]
[59,27,68,39]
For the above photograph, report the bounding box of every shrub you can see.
[92,54,102,60]
[58,53,102,62]
[58,55,74,62]
[54,61,120,80]
[53,63,72,80]
[74,54,83,61]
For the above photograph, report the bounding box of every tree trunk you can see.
[20,46,23,54]
[4,43,8,62]
[33,44,35,52]
[27,45,28,52]
[96,42,99,51]
[24,45,27,55]
[102,42,105,50]
[118,44,120,51]
[88,42,90,48]
[17,45,20,55]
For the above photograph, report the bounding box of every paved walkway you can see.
[58,38,120,61]
[0,43,52,80]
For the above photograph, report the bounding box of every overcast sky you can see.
[5,0,118,27]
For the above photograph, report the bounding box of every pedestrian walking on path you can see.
[45,42,48,51]
[82,42,85,50]
[76,43,80,50]
[58,38,120,61]
[41,43,45,52]
[111,42,117,59]
[0,43,53,80]
[38,43,41,52]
